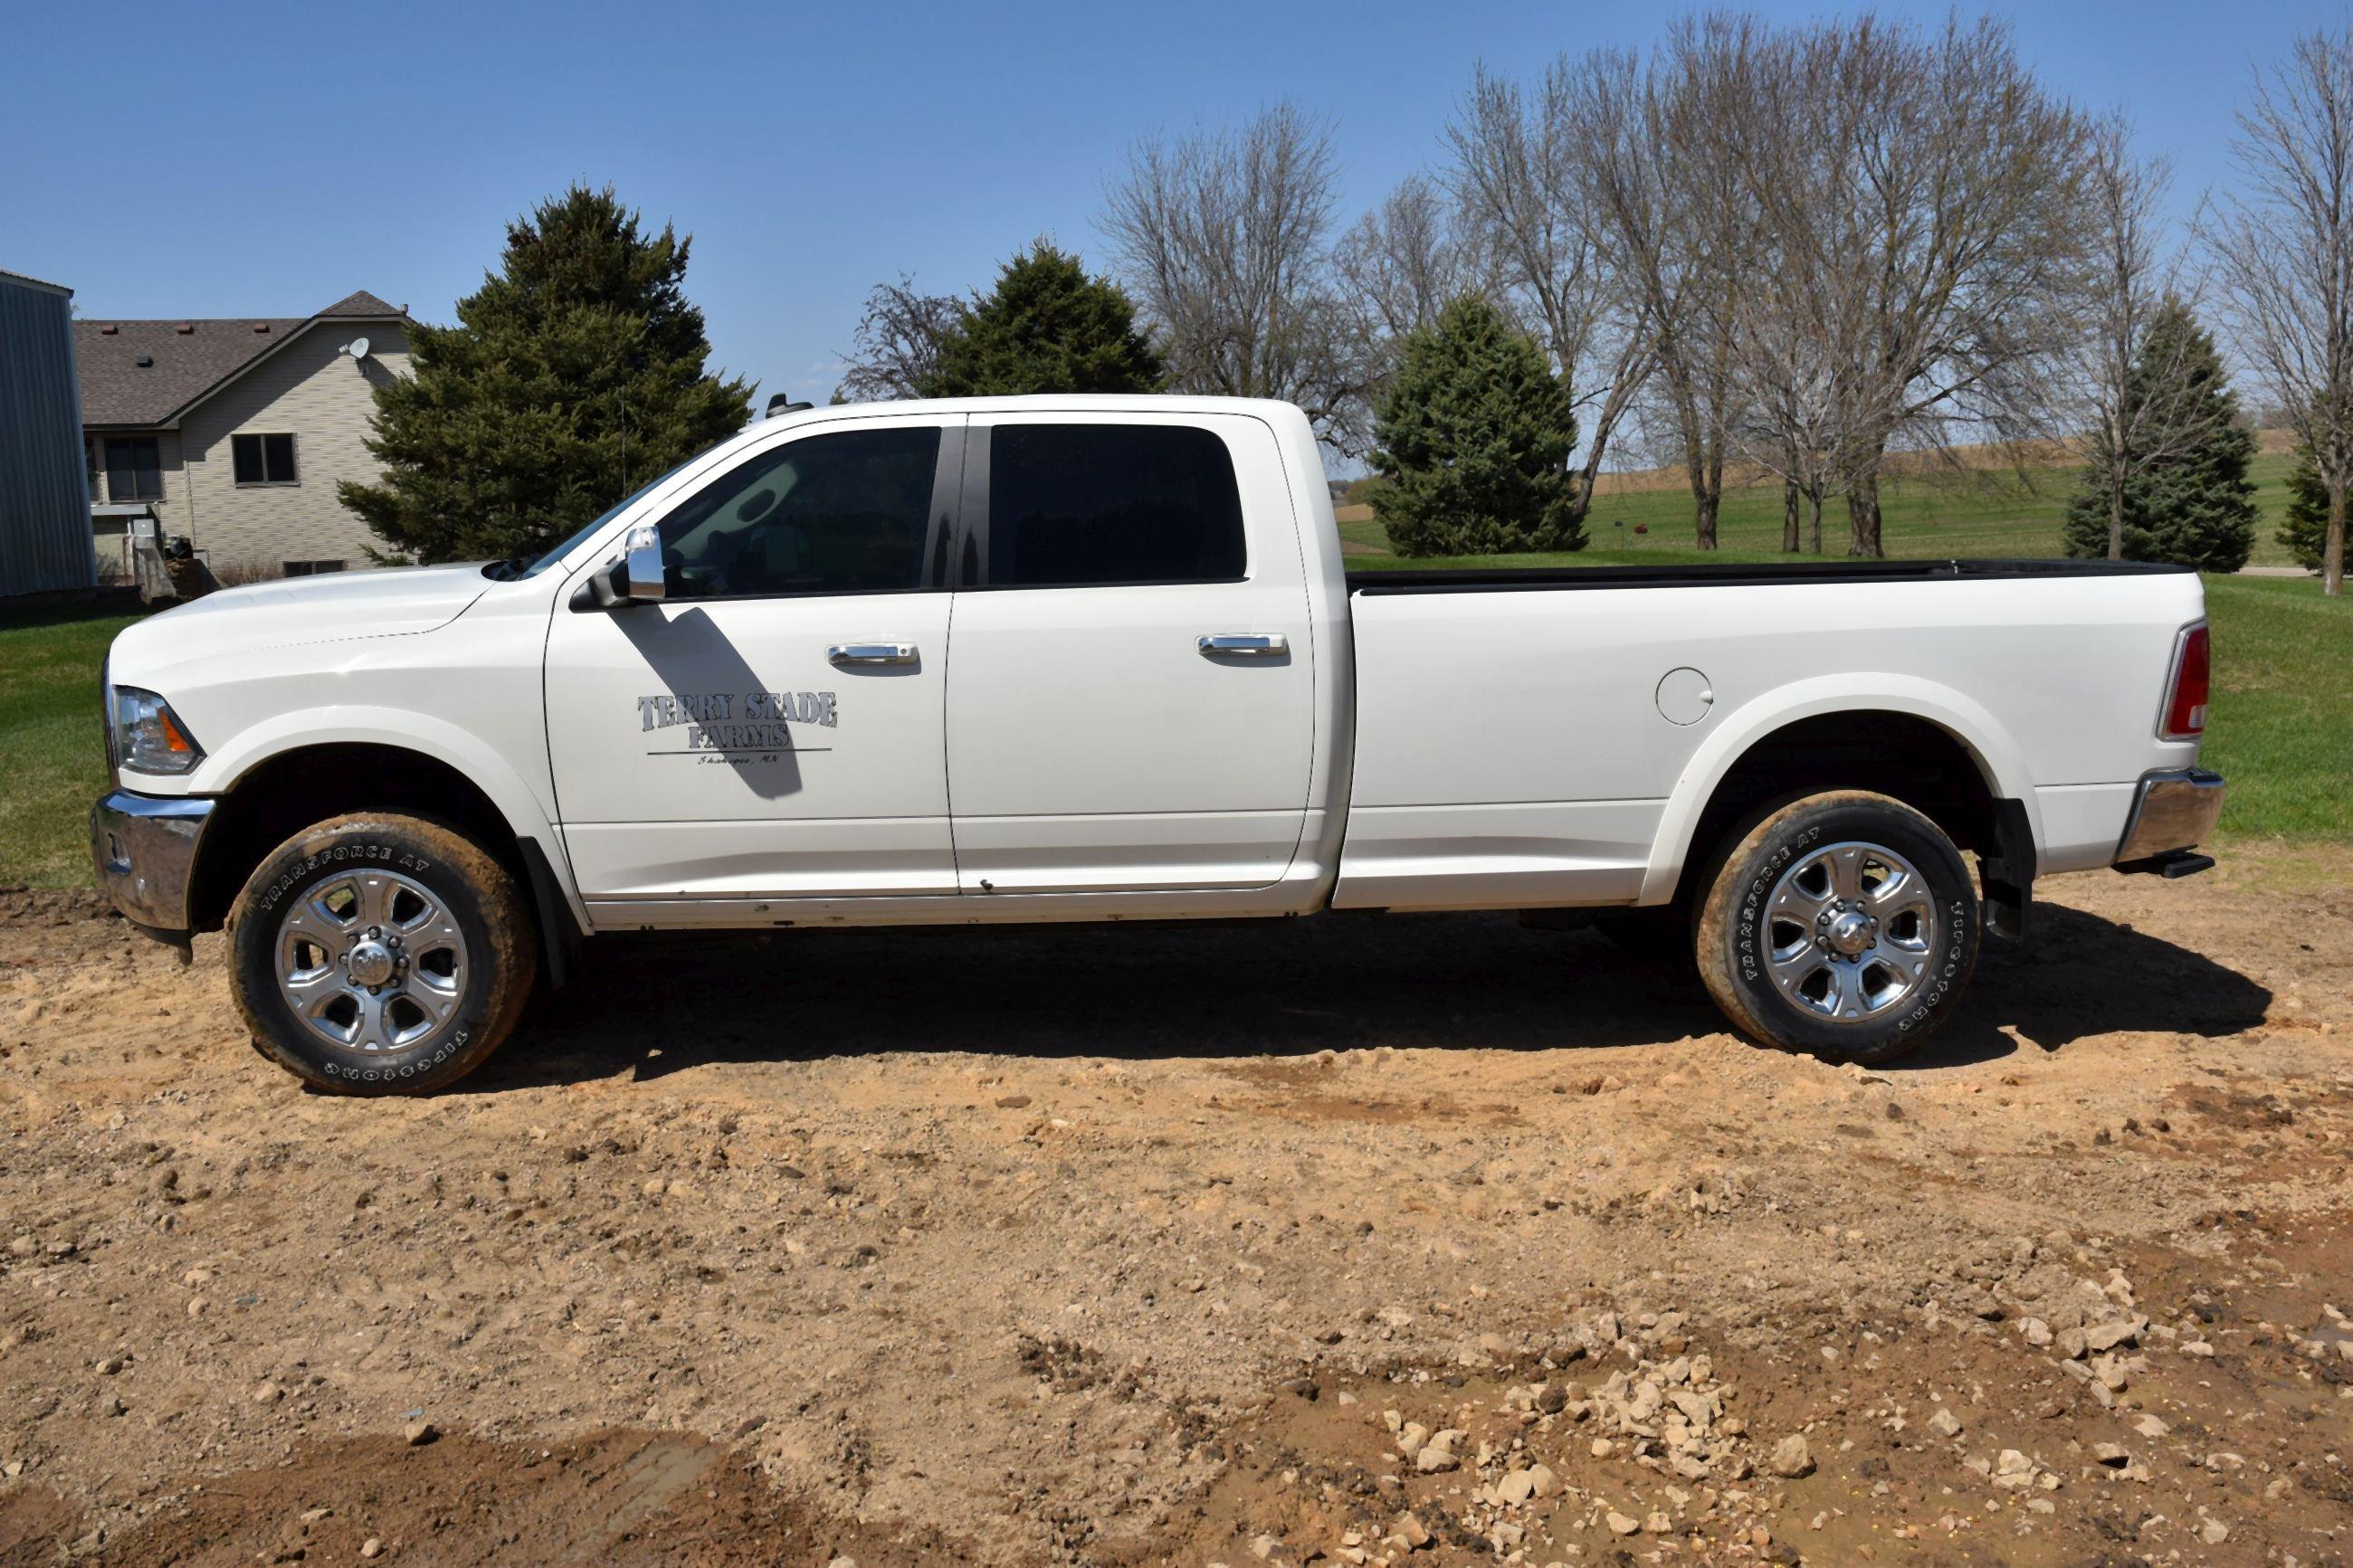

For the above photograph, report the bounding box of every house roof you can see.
[75,290,410,428]
[317,290,404,318]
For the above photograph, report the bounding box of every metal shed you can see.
[0,266,96,597]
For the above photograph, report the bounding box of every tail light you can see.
[2159,622,2209,741]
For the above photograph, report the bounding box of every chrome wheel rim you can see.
[1761,841,1937,1024]
[276,869,469,1053]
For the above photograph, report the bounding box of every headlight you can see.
[108,687,205,775]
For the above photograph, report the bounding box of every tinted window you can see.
[656,426,941,598]
[986,424,1245,587]
[232,432,298,485]
[104,437,162,501]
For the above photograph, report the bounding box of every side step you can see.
[2113,850,2216,879]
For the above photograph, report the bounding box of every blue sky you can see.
[1,0,2339,410]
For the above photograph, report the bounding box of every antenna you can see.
[346,336,372,362]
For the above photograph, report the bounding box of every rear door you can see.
[942,413,1314,894]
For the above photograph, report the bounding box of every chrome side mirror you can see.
[624,524,666,603]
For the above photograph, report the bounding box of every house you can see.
[0,266,95,598]
[75,290,412,576]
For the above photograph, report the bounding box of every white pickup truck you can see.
[92,396,2224,1093]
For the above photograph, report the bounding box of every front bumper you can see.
[90,790,214,935]
[2113,767,2225,866]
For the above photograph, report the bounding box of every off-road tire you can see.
[1693,791,1977,1065]
[227,813,537,1094]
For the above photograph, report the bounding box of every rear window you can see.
[986,424,1246,587]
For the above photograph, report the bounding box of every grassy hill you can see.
[1338,450,2310,568]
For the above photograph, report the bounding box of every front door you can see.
[943,413,1315,894]
[547,413,963,902]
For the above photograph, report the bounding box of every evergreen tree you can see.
[920,241,1163,397]
[2279,446,2331,573]
[341,185,750,564]
[2062,300,2257,572]
[1369,295,1582,557]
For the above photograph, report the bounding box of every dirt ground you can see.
[3,851,2349,1567]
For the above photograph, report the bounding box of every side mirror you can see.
[623,524,666,603]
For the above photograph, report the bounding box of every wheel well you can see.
[188,744,524,933]
[1672,711,2011,908]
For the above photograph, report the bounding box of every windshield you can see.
[511,459,697,579]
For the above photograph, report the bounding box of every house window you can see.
[281,559,345,576]
[84,440,101,500]
[232,432,299,486]
[103,437,163,502]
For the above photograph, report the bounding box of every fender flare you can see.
[1636,675,2043,905]
[200,708,588,931]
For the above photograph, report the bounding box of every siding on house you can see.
[0,269,96,596]
[178,321,410,570]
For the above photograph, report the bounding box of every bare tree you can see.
[2060,117,2213,561]
[1334,173,1489,341]
[1101,103,1369,450]
[1330,173,1495,444]
[834,274,961,402]
[2212,27,2353,596]
[1727,14,2096,556]
[1443,64,1653,526]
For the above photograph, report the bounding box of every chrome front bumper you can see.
[90,790,214,935]
[2114,767,2225,865]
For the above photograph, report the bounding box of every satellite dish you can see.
[347,337,372,361]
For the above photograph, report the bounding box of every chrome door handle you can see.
[1196,633,1288,658]
[828,641,918,667]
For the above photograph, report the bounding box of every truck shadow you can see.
[476,899,2270,1089]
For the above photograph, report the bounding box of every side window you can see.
[986,424,1245,588]
[655,426,942,598]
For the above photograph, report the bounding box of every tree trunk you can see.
[2108,472,2126,562]
[1566,464,1596,528]
[2329,479,2348,598]
[1693,488,1720,551]
[1683,442,1717,551]
[1782,479,1800,552]
[1807,489,1824,554]
[1846,473,1884,558]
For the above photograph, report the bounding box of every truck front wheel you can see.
[1693,791,1977,1065]
[226,813,538,1094]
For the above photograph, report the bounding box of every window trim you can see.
[957,421,1253,593]
[231,432,300,488]
[634,421,966,605]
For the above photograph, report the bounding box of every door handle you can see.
[828,641,918,667]
[1196,633,1288,658]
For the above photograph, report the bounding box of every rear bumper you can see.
[2113,767,2224,865]
[90,790,214,936]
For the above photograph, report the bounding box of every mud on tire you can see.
[1693,791,1977,1065]
[227,813,536,1094]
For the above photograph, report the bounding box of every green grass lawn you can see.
[1342,450,2309,566]
[2196,575,2352,843]
[0,601,142,888]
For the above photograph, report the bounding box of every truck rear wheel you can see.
[226,813,537,1094]
[1693,791,1977,1065]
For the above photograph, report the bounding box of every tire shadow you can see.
[476,899,2271,1090]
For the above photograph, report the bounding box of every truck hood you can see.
[109,564,490,674]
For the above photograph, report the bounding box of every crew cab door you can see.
[943,413,1314,893]
[546,413,963,901]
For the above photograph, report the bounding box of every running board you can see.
[2113,850,2215,879]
